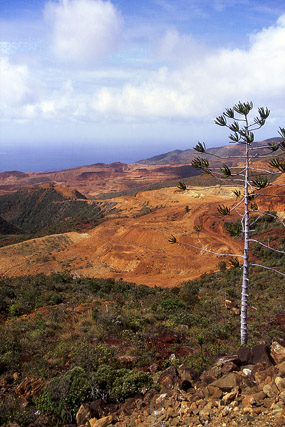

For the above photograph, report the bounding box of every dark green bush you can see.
[92,364,154,401]
[36,367,92,423]
[71,342,114,372]
[160,298,185,312]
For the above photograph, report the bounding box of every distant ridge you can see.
[136,138,282,165]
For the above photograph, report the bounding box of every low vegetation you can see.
[0,214,284,425]
[0,186,107,246]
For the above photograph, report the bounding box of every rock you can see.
[12,372,20,381]
[204,385,223,399]
[89,399,107,419]
[238,344,272,366]
[275,377,285,392]
[221,361,238,375]
[89,416,113,427]
[158,366,179,390]
[16,377,46,400]
[177,365,193,391]
[222,386,239,404]
[76,403,92,426]
[263,384,276,398]
[271,339,285,364]
[276,360,285,375]
[212,373,241,392]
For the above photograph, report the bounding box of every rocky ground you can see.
[3,338,284,427]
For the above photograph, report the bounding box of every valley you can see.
[0,141,284,287]
[0,184,244,286]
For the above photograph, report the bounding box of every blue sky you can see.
[0,0,285,170]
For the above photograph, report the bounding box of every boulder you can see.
[238,344,272,366]
[275,376,285,392]
[212,372,241,392]
[204,385,223,399]
[76,403,92,426]
[158,366,179,390]
[271,338,285,364]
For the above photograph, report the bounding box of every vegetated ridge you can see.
[137,138,283,165]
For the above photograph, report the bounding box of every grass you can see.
[0,216,284,426]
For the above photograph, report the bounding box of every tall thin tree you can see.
[171,102,285,344]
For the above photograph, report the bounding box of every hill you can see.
[0,224,284,425]
[137,138,283,165]
[0,184,107,237]
[0,163,201,199]
[0,216,22,235]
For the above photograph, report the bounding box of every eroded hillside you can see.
[0,185,246,286]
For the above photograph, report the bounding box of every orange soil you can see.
[0,185,244,287]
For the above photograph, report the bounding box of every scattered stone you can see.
[271,338,285,364]
[89,415,113,427]
[204,385,223,399]
[212,372,241,392]
[158,366,178,390]
[76,403,92,426]
[16,377,46,400]
[263,384,276,398]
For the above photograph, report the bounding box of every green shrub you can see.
[71,342,114,372]
[92,364,154,401]
[218,260,227,271]
[224,220,242,237]
[36,367,92,423]
[160,298,185,312]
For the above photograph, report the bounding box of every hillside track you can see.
[0,185,246,287]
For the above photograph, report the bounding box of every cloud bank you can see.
[1,10,285,129]
[91,13,285,119]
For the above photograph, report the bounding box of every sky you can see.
[0,0,285,171]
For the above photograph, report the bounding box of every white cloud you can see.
[154,29,207,63]
[91,14,285,120]
[1,13,285,133]
[0,57,34,113]
[44,0,123,64]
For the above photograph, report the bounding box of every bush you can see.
[160,298,185,312]
[36,367,92,423]
[92,364,154,401]
[218,260,227,271]
[71,342,114,372]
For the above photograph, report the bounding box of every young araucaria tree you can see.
[171,102,285,345]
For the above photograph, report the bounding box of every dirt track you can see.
[0,185,246,287]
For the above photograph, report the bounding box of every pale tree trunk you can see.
[241,139,250,345]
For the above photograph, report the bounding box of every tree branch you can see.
[249,239,285,254]
[250,263,285,277]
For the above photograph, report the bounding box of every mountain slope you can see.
[0,184,104,235]
[137,138,283,165]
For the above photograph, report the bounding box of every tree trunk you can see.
[241,141,250,345]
